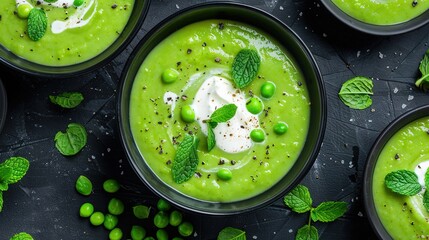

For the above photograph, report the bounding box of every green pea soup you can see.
[129,20,311,202]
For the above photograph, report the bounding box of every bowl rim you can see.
[320,0,429,36]
[0,0,151,77]
[118,1,326,215]
[363,104,429,240]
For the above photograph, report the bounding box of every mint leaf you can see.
[338,76,373,110]
[385,170,421,196]
[232,49,260,89]
[296,225,318,240]
[284,184,312,213]
[207,124,216,152]
[0,191,3,212]
[311,201,348,222]
[172,135,199,184]
[10,232,34,240]
[209,104,237,123]
[27,8,47,41]
[425,167,429,188]
[415,49,429,91]
[49,92,84,109]
[0,166,12,191]
[1,157,30,184]
[217,227,246,240]
[54,123,87,156]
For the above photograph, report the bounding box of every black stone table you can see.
[1,0,429,239]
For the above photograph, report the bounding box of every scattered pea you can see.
[131,225,146,240]
[250,129,265,142]
[109,228,123,240]
[169,210,183,227]
[133,205,150,219]
[144,237,155,240]
[79,202,94,218]
[89,212,105,226]
[75,175,93,196]
[260,81,276,99]
[153,211,169,229]
[246,97,263,114]
[273,122,288,135]
[73,0,84,7]
[162,68,179,83]
[180,105,195,123]
[178,221,194,237]
[103,179,120,193]
[108,198,125,215]
[104,214,119,230]
[157,199,171,211]
[217,168,232,181]
[17,4,32,19]
[156,229,169,240]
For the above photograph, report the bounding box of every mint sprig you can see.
[27,8,47,41]
[384,170,421,196]
[171,134,200,184]
[204,104,237,152]
[217,227,246,240]
[232,49,260,89]
[284,184,348,240]
[0,157,30,212]
[338,76,373,110]
[49,92,84,109]
[10,232,34,240]
[425,167,429,189]
[0,166,12,191]
[415,49,429,91]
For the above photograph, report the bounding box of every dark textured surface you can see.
[1,0,429,239]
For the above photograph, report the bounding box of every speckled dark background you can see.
[1,0,429,239]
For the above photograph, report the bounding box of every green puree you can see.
[0,0,133,66]
[332,0,429,25]
[373,117,429,239]
[129,20,310,202]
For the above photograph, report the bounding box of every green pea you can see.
[79,202,94,218]
[172,238,184,240]
[153,211,169,229]
[162,68,179,83]
[217,168,232,181]
[144,237,155,240]
[131,225,146,240]
[89,212,104,226]
[246,97,263,114]
[17,4,32,19]
[273,122,288,135]
[73,0,84,7]
[75,175,93,196]
[157,199,171,211]
[169,210,183,227]
[108,198,125,215]
[104,214,119,230]
[109,228,123,240]
[156,229,169,240]
[178,221,194,237]
[103,179,120,193]
[260,81,276,99]
[180,105,195,123]
[250,129,265,142]
[133,205,150,219]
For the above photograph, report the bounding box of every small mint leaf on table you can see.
[284,184,312,213]
[232,49,261,89]
[209,104,238,123]
[296,225,318,240]
[49,92,84,109]
[0,157,30,184]
[217,227,246,240]
[207,124,216,152]
[172,135,199,184]
[338,76,373,110]
[311,201,348,222]
[385,170,421,196]
[54,123,87,156]
[10,232,34,240]
[27,8,47,41]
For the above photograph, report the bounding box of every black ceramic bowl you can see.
[321,0,429,35]
[364,105,429,239]
[118,2,326,215]
[0,0,150,77]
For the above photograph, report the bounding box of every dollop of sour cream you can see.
[192,76,260,153]
[15,0,97,34]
